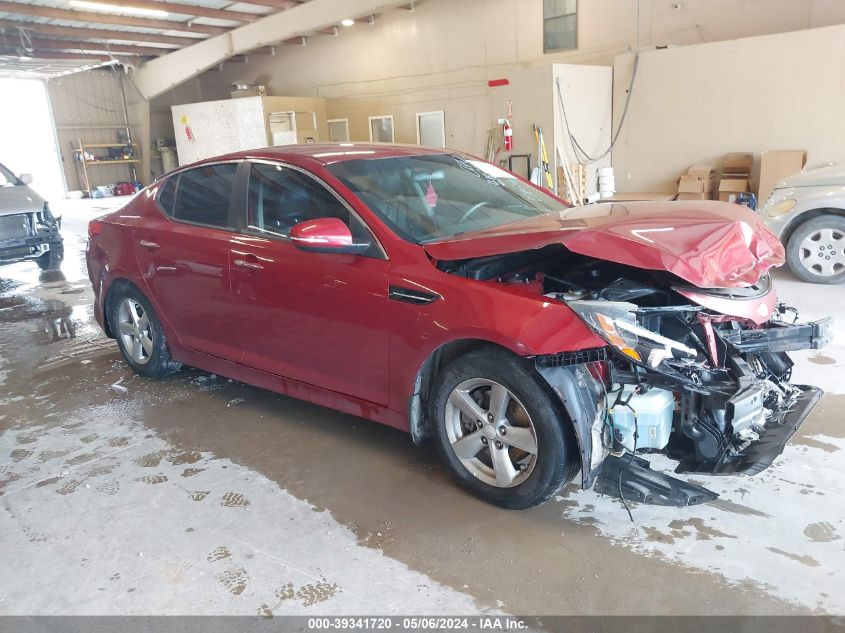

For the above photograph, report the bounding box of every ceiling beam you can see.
[0,1,225,35]
[27,37,171,56]
[15,51,129,61]
[232,0,300,9]
[132,0,406,99]
[0,20,203,45]
[82,0,262,23]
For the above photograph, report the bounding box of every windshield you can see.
[327,153,568,243]
[0,163,19,188]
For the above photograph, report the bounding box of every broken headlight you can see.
[568,300,697,369]
[37,202,60,228]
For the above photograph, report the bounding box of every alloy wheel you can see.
[799,227,845,277]
[444,378,538,488]
[117,297,154,365]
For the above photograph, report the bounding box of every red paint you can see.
[290,217,353,248]
[85,143,786,436]
[677,284,778,325]
[423,201,785,288]
[487,78,510,87]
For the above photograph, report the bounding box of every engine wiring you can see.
[614,383,649,523]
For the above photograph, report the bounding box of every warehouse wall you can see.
[150,0,845,162]
[47,68,151,193]
[143,0,845,195]
[188,0,845,96]
[611,23,845,193]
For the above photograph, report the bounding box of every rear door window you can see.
[156,178,176,216]
[172,163,238,228]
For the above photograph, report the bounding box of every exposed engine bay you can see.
[438,244,832,506]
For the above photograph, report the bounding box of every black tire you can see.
[430,347,580,509]
[786,215,845,284]
[108,284,182,378]
[36,243,64,271]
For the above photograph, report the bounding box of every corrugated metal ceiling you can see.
[0,0,346,79]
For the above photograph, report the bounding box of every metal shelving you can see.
[71,141,140,196]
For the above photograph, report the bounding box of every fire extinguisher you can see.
[502,119,513,152]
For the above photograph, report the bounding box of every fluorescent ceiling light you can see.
[69,0,169,18]
[340,18,354,27]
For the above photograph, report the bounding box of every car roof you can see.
[199,143,454,166]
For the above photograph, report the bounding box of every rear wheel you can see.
[430,348,579,509]
[109,285,182,378]
[787,215,845,284]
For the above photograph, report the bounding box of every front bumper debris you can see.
[720,316,833,353]
[675,385,822,475]
[591,385,821,506]
[593,455,719,506]
[0,226,62,263]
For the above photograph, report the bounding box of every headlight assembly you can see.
[38,202,60,228]
[568,300,697,369]
[764,198,796,218]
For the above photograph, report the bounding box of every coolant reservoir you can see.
[608,386,674,452]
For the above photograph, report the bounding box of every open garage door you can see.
[0,78,65,200]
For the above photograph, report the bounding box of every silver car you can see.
[761,163,845,284]
[0,162,63,271]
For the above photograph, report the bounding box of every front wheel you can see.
[109,285,182,378]
[36,243,63,271]
[430,348,580,509]
[786,215,845,284]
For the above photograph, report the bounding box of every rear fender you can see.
[536,363,607,488]
[100,270,174,344]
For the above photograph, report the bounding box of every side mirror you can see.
[19,173,33,185]
[290,217,371,255]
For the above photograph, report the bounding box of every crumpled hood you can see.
[423,201,785,288]
[775,163,845,189]
[0,185,44,217]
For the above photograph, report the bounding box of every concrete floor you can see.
[0,199,842,616]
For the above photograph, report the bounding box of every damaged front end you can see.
[425,199,830,506]
[535,268,830,506]
[0,203,62,265]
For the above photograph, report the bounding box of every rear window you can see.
[172,163,238,228]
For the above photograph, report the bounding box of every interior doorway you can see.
[0,78,65,200]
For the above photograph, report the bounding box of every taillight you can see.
[88,219,104,239]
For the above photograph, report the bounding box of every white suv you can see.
[0,162,63,271]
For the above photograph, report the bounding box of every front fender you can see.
[536,363,608,488]
[763,185,845,241]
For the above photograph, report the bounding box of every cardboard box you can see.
[676,192,710,201]
[718,177,750,202]
[687,164,715,180]
[758,149,807,204]
[722,153,753,177]
[605,193,677,202]
[678,175,716,194]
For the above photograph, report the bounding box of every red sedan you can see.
[87,144,829,509]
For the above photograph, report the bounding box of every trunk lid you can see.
[423,201,784,288]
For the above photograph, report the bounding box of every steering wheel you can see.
[458,201,491,224]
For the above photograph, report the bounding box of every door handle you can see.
[233,258,264,271]
[138,239,160,250]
